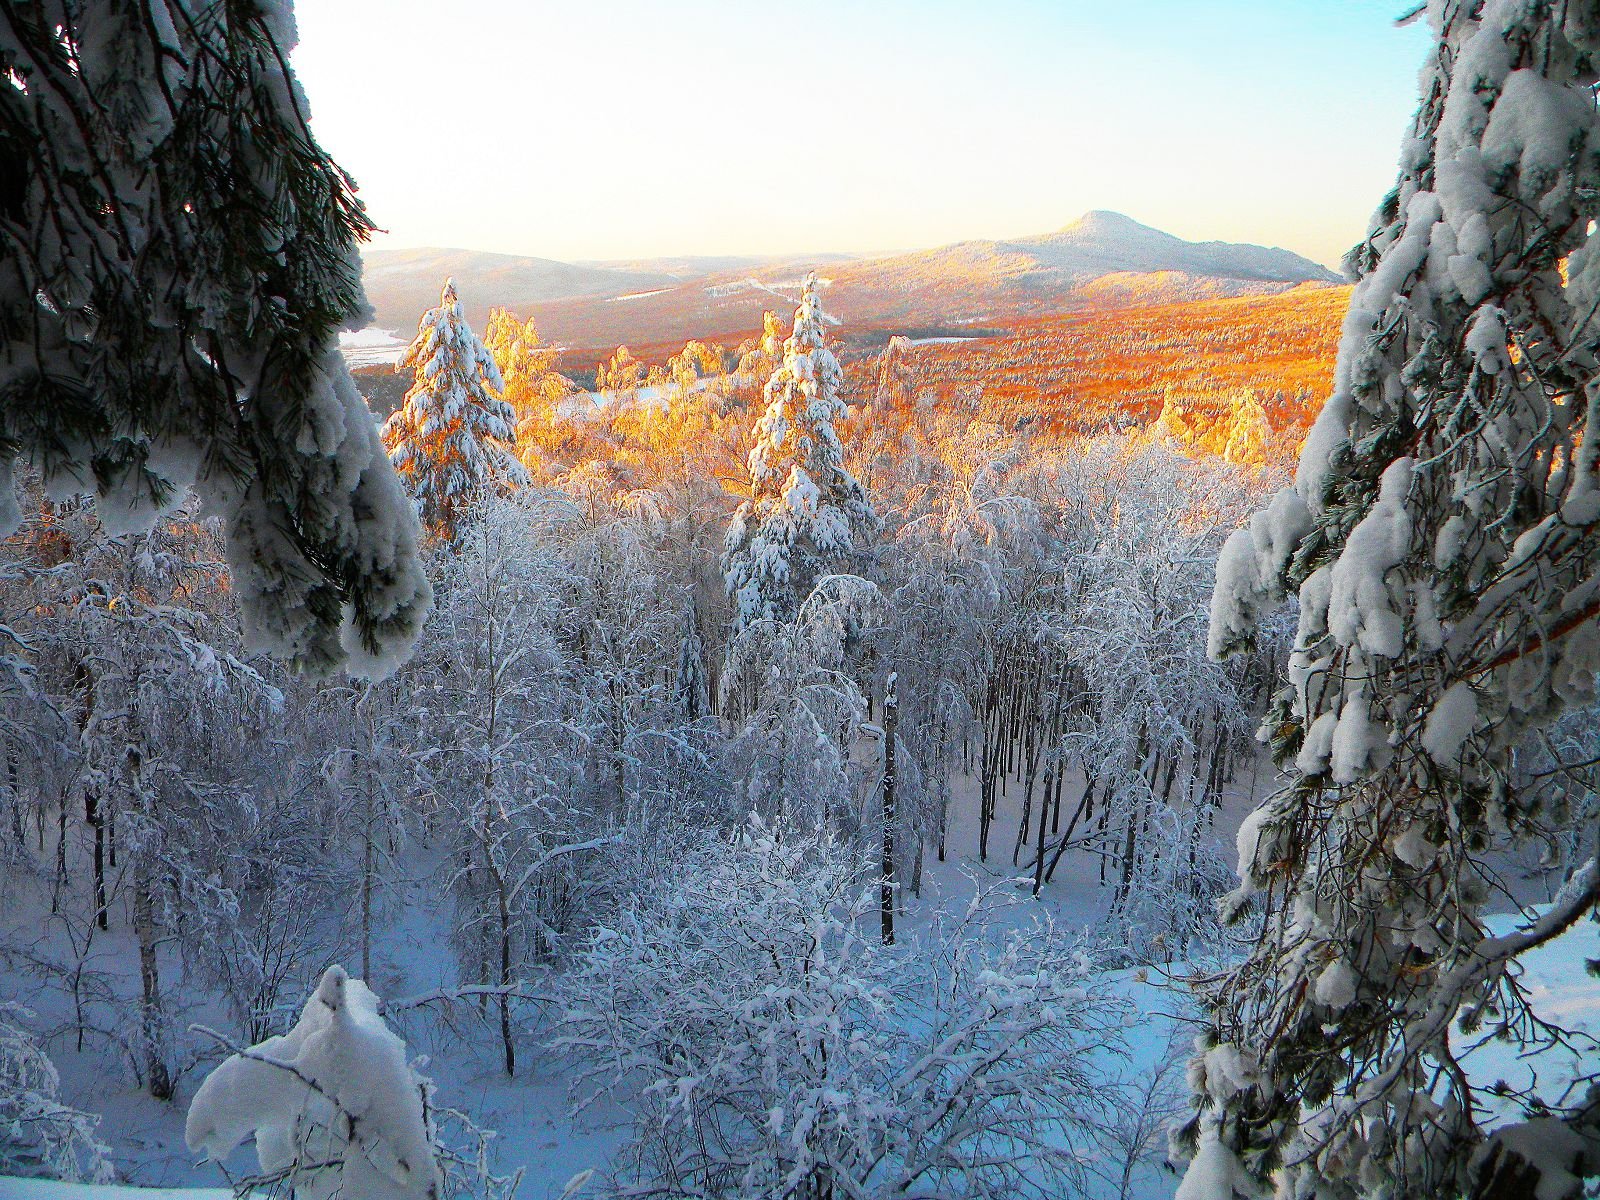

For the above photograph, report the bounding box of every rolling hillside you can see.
[360,247,679,330]
[360,213,1340,358]
[893,282,1351,438]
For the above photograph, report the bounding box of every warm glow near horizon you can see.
[290,1,1431,270]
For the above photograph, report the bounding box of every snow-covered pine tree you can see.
[1183,4,1600,1197]
[0,1,428,678]
[384,280,529,538]
[724,273,875,630]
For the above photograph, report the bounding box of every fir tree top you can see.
[383,279,528,538]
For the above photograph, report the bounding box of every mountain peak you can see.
[1058,210,1154,236]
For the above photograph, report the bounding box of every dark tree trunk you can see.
[880,675,897,945]
[134,868,172,1100]
[85,790,106,930]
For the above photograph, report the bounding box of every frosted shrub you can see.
[0,1004,111,1182]
[557,817,1125,1200]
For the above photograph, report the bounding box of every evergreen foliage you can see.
[383,280,528,538]
[724,273,875,630]
[0,0,429,678]
[1186,3,1600,1196]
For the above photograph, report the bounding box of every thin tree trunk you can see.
[497,870,515,1076]
[133,867,172,1100]
[52,795,66,913]
[1046,773,1097,884]
[1116,796,1143,911]
[911,828,923,899]
[936,711,950,863]
[5,743,23,850]
[1032,752,1053,897]
[86,790,106,930]
[880,674,897,946]
[361,767,374,981]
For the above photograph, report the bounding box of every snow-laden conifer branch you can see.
[1184,3,1600,1196]
[0,1,429,678]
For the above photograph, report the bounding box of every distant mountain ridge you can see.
[357,213,1340,355]
[360,248,678,331]
[1013,210,1335,283]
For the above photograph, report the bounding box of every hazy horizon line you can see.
[359,208,1352,274]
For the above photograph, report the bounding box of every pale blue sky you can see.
[290,1,1431,267]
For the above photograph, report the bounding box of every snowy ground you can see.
[337,326,409,368]
[0,1183,228,1199]
[3,751,1594,1200]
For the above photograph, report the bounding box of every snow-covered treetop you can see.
[725,273,875,630]
[0,0,429,679]
[384,279,529,538]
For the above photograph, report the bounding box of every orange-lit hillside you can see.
[894,283,1350,438]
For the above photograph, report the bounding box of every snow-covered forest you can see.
[1,3,1598,1200]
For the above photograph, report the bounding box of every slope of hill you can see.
[514,214,1338,357]
[837,210,1335,310]
[896,282,1350,438]
[1009,210,1335,283]
[358,214,1342,358]
[360,247,678,330]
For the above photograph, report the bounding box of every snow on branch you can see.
[186,965,442,1200]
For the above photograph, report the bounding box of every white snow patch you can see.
[1421,681,1478,766]
[1175,1127,1256,1200]
[1314,958,1359,1010]
[338,327,408,369]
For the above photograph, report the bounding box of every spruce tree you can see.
[383,279,528,539]
[723,273,875,630]
[1183,4,1600,1197]
[0,1,428,678]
